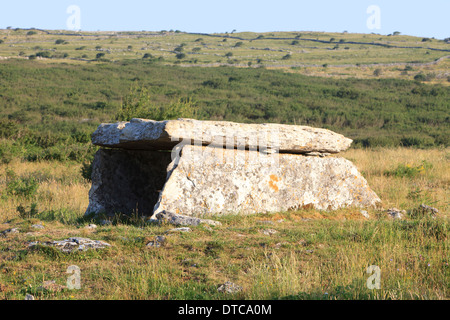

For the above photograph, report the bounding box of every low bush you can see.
[5,170,39,199]
[384,160,433,178]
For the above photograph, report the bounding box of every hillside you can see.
[0,29,449,165]
[1,29,449,84]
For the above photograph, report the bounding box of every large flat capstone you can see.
[92,118,353,155]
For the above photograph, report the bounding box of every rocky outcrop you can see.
[154,210,222,226]
[85,118,380,218]
[28,237,111,253]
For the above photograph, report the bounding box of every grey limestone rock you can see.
[217,281,242,294]
[29,237,111,253]
[85,119,381,218]
[154,210,222,227]
[153,145,381,216]
[386,208,405,220]
[92,118,353,154]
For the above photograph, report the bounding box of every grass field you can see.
[0,29,449,300]
[0,148,448,300]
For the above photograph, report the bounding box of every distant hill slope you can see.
[0,29,449,85]
[0,30,448,165]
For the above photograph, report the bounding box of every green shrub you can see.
[414,73,427,81]
[353,136,401,148]
[406,187,435,207]
[8,110,33,123]
[0,145,13,164]
[401,136,435,147]
[5,169,39,199]
[115,86,197,121]
[0,120,20,138]
[52,52,69,59]
[17,203,39,219]
[38,208,81,225]
[81,161,93,182]
[202,79,224,89]
[176,53,186,59]
[384,160,433,178]
[333,88,360,99]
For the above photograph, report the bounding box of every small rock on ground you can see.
[29,237,111,253]
[258,220,275,225]
[166,227,192,233]
[146,236,166,248]
[25,232,40,237]
[360,210,370,219]
[154,210,222,227]
[217,281,242,294]
[259,229,278,236]
[386,208,405,220]
[1,228,19,237]
[417,204,439,217]
[275,242,289,249]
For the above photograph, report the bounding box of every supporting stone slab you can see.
[152,145,381,216]
[85,149,172,217]
[85,145,381,218]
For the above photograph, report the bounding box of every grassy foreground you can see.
[0,147,448,300]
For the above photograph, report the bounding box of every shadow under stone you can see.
[87,149,172,217]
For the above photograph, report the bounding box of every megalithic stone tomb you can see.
[85,118,381,218]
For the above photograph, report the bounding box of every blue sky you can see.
[1,0,449,39]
